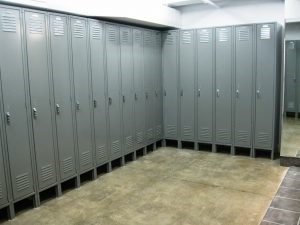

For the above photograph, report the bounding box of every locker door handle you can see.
[164,90,166,96]
[145,92,148,99]
[108,97,112,105]
[197,89,201,97]
[6,112,10,125]
[135,93,138,101]
[32,108,38,119]
[155,91,158,97]
[236,90,239,98]
[56,104,60,114]
[76,101,80,110]
[123,95,125,103]
[256,90,261,98]
[93,100,97,108]
[180,90,183,97]
[216,89,220,97]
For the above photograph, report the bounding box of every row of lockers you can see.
[0,5,162,209]
[285,40,300,114]
[162,23,281,156]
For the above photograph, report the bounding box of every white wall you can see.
[285,0,300,22]
[179,0,284,29]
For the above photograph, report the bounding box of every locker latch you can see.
[216,89,220,98]
[135,93,138,100]
[236,90,239,98]
[123,95,126,103]
[93,100,97,108]
[6,112,10,125]
[164,90,166,96]
[180,90,183,97]
[155,91,158,97]
[197,89,201,97]
[56,104,60,114]
[256,89,261,98]
[145,92,148,99]
[33,108,38,119]
[76,101,80,110]
[108,97,112,105]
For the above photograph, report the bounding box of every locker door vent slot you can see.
[156,33,161,46]
[257,132,271,145]
[0,182,2,199]
[29,14,43,34]
[156,125,162,137]
[218,28,228,42]
[199,128,210,139]
[73,20,84,38]
[166,125,176,136]
[112,140,121,155]
[1,11,17,32]
[238,27,249,41]
[288,41,295,50]
[134,31,142,43]
[98,145,106,160]
[16,173,30,192]
[81,151,91,166]
[236,130,249,144]
[126,136,133,149]
[183,126,192,137]
[108,26,116,42]
[62,157,73,174]
[53,17,64,36]
[92,23,102,40]
[216,129,230,142]
[165,33,174,45]
[144,32,153,46]
[121,30,129,43]
[41,164,54,182]
[260,25,271,40]
[147,129,153,140]
[199,29,210,43]
[182,31,191,44]
[136,131,144,144]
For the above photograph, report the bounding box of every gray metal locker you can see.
[254,23,278,150]
[285,41,297,113]
[154,32,163,140]
[180,29,195,141]
[144,30,155,143]
[196,28,214,143]
[70,17,94,172]
[234,25,254,148]
[162,31,179,139]
[0,136,8,207]
[106,24,123,160]
[49,14,76,180]
[24,10,57,190]
[133,29,145,149]
[120,26,134,154]
[88,20,108,166]
[215,26,233,145]
[0,6,34,200]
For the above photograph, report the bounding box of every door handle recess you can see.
[93,100,97,108]
[197,89,201,97]
[180,90,183,97]
[76,101,80,110]
[6,112,10,125]
[108,97,112,105]
[123,95,125,103]
[236,89,239,98]
[33,108,38,119]
[216,89,220,97]
[145,92,148,99]
[155,91,158,97]
[135,93,138,101]
[56,104,60,114]
[256,90,261,98]
[164,90,166,96]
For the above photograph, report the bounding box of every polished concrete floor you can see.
[281,117,300,157]
[3,147,287,225]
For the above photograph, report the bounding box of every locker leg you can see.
[143,147,147,156]
[271,150,275,160]
[133,151,137,161]
[162,139,166,147]
[252,149,256,158]
[56,184,62,197]
[231,146,235,155]
[177,141,182,149]
[250,148,254,158]
[92,168,97,180]
[121,157,125,166]
[75,176,81,188]
[194,142,199,151]
[212,144,217,153]
[153,142,157,151]
[34,193,40,208]
[7,203,15,220]
[107,162,112,173]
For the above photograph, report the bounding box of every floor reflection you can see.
[281,117,300,157]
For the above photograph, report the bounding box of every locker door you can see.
[133,29,145,149]
[255,23,276,150]
[285,41,297,113]
[154,32,163,140]
[234,25,254,147]
[106,24,122,160]
[70,18,94,172]
[0,6,34,200]
[120,27,134,154]
[24,11,57,189]
[197,28,214,143]
[162,31,178,139]
[144,30,155,143]
[215,27,233,145]
[180,30,195,141]
[0,136,8,206]
[49,14,76,180]
[88,20,108,166]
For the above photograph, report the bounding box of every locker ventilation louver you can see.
[166,125,176,137]
[182,31,191,44]
[62,157,73,174]
[126,136,133,149]
[121,30,130,43]
[156,125,162,137]
[260,25,271,40]
[156,33,161,46]
[98,145,106,161]
[165,33,174,45]
[288,42,295,50]
[0,182,2,199]
[16,173,30,192]
[136,131,144,144]
[144,32,152,46]
[199,29,210,43]
[237,130,249,144]
[81,151,91,166]
[183,126,192,138]
[134,31,142,43]
[92,23,102,40]
[199,128,210,140]
[218,28,229,42]
[73,20,84,38]
[238,27,249,41]
[1,11,17,33]
[29,14,43,34]
[41,164,54,182]
[108,26,116,42]
[216,129,230,142]
[53,17,64,36]
[257,132,271,146]
[147,129,154,140]
[112,140,121,155]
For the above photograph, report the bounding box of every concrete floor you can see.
[281,117,300,157]
[3,147,287,225]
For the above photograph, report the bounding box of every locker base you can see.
[233,146,252,157]
[215,144,232,154]
[124,151,136,164]
[197,143,214,152]
[143,147,147,156]
[253,148,274,159]
[181,141,196,150]
[8,203,15,220]
[0,204,14,221]
[162,139,166,147]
